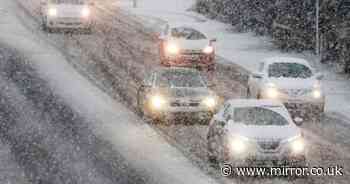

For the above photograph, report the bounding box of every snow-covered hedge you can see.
[195,0,350,73]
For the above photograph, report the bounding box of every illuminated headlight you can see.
[203,97,217,108]
[48,8,57,17]
[266,88,279,99]
[229,136,248,154]
[312,89,322,99]
[264,82,278,99]
[203,46,214,54]
[165,43,179,55]
[289,136,305,154]
[81,7,90,18]
[150,95,166,110]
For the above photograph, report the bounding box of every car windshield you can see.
[233,107,289,126]
[50,0,85,4]
[156,70,206,88]
[171,27,207,40]
[268,63,313,78]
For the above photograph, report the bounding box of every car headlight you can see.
[263,82,279,99]
[229,136,249,154]
[288,136,305,154]
[203,96,217,108]
[312,89,322,99]
[81,7,90,18]
[165,43,179,55]
[203,46,214,54]
[48,7,57,17]
[150,95,166,110]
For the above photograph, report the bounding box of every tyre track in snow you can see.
[14,1,350,184]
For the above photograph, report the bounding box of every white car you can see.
[40,0,94,32]
[158,23,216,70]
[247,57,325,119]
[137,67,219,123]
[207,99,306,167]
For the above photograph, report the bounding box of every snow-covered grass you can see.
[117,0,350,121]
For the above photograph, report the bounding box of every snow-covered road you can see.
[0,0,349,184]
[0,0,220,183]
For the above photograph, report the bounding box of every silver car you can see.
[40,0,94,32]
[247,57,325,121]
[207,99,307,167]
[137,67,219,123]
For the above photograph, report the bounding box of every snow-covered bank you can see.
[0,0,219,183]
[117,0,350,121]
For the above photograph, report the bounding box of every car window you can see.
[156,70,206,88]
[233,107,289,126]
[170,27,207,40]
[268,63,313,78]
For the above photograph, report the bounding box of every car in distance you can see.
[137,67,219,123]
[207,99,307,168]
[40,0,94,32]
[158,23,216,71]
[247,57,325,120]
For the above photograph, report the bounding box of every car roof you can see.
[263,57,311,67]
[227,99,285,108]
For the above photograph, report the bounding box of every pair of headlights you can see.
[264,83,322,99]
[229,135,305,155]
[149,95,217,110]
[47,7,90,18]
[165,43,214,55]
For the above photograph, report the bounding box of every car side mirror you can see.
[315,73,324,80]
[293,117,303,126]
[210,38,217,44]
[252,72,263,79]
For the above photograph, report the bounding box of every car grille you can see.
[258,140,280,150]
[280,89,311,97]
[170,101,201,107]
[179,50,206,61]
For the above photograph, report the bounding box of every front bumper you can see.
[227,147,306,166]
[46,17,93,29]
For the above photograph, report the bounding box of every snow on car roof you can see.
[228,99,284,108]
[263,57,311,67]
